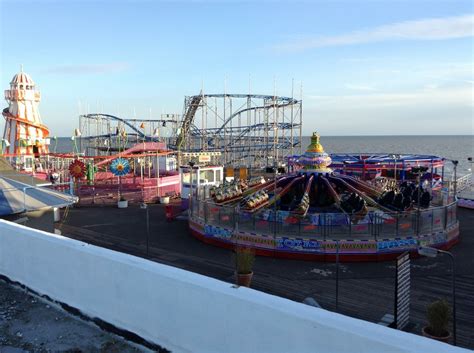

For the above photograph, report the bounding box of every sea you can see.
[54,135,473,175]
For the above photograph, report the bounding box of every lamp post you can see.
[412,166,428,235]
[418,246,456,345]
[274,161,278,237]
[451,160,459,198]
[390,154,401,184]
[467,157,473,187]
[72,128,81,156]
[52,136,58,153]
[189,161,195,216]
[154,125,161,197]
[141,203,150,257]
[153,127,160,142]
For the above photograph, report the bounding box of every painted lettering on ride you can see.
[276,237,320,250]
[377,238,417,251]
[204,225,232,239]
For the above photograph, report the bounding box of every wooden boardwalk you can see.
[57,206,474,350]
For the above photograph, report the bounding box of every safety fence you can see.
[190,198,458,242]
[433,173,473,203]
[46,174,180,206]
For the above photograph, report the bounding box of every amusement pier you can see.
[0,69,473,352]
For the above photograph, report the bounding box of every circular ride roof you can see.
[288,153,444,169]
[329,153,444,164]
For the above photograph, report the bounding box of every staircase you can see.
[176,95,202,150]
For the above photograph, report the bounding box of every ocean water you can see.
[53,135,473,174]
[302,135,473,174]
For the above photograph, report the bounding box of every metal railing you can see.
[190,197,458,242]
[453,173,472,193]
[0,182,77,214]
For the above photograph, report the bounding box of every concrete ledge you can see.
[0,219,468,353]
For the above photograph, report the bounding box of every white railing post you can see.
[23,187,27,212]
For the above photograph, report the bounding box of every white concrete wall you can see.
[0,219,468,353]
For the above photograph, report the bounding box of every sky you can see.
[0,0,473,137]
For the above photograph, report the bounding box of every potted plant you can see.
[233,246,255,287]
[422,299,451,343]
[117,195,128,209]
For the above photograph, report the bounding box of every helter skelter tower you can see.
[2,68,50,163]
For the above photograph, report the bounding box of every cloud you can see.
[418,63,474,82]
[344,84,376,91]
[274,14,474,52]
[306,85,472,109]
[44,62,130,74]
[304,85,473,135]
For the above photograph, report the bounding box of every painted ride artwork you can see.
[188,132,461,261]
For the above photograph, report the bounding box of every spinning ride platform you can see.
[188,133,460,262]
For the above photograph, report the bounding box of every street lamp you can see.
[412,166,429,203]
[412,166,428,235]
[140,202,150,257]
[417,246,456,345]
[451,160,459,198]
[72,129,82,156]
[273,161,278,237]
[390,154,401,184]
[189,161,195,216]
[73,128,82,137]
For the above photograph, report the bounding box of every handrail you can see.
[443,173,472,194]
[191,195,458,241]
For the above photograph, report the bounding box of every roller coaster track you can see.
[175,93,300,151]
[185,122,300,157]
[80,113,147,140]
[201,122,298,145]
[211,99,298,137]
[176,95,202,150]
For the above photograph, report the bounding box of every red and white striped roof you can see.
[10,72,35,86]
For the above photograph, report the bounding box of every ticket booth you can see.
[180,165,223,200]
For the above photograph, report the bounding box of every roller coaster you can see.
[78,113,179,156]
[174,93,302,167]
[78,93,302,168]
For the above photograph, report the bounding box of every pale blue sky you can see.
[1,0,473,136]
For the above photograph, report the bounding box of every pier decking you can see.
[55,205,474,350]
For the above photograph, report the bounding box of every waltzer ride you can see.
[188,132,460,262]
